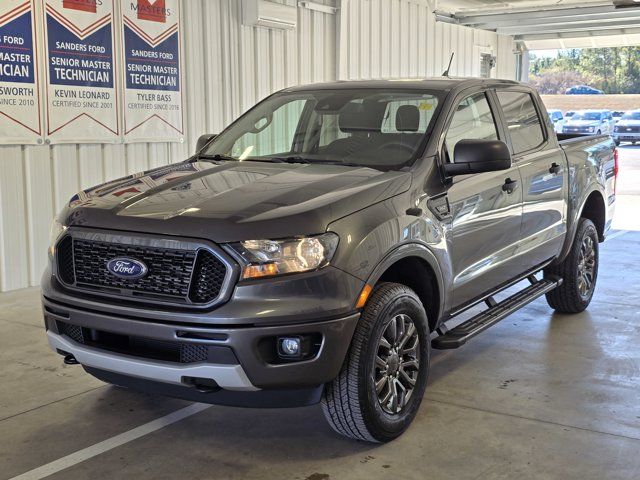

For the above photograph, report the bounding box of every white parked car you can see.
[562,110,614,135]
[547,109,565,133]
[613,110,640,145]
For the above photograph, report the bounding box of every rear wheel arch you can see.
[581,190,606,241]
[558,187,606,264]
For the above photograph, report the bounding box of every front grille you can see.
[615,125,640,133]
[72,239,196,298]
[57,236,75,284]
[57,321,212,364]
[189,250,228,303]
[180,343,209,363]
[56,234,229,306]
[564,127,592,133]
[59,321,84,344]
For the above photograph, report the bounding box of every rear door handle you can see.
[502,178,518,194]
[549,163,561,174]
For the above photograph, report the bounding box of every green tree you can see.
[528,47,640,94]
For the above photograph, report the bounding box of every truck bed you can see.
[556,132,610,146]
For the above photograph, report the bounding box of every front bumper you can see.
[563,128,598,135]
[44,294,359,405]
[613,132,640,141]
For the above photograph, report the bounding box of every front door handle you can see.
[502,178,518,194]
[549,163,561,174]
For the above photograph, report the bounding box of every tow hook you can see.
[63,354,79,365]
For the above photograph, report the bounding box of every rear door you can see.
[494,89,567,271]
[443,90,524,308]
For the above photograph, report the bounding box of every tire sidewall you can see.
[358,287,430,441]
[572,220,599,307]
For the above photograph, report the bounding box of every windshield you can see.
[202,89,442,170]
[621,112,640,120]
[571,112,602,121]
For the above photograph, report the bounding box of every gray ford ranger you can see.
[43,78,616,442]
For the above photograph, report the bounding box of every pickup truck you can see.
[562,109,615,135]
[613,110,640,145]
[43,78,616,443]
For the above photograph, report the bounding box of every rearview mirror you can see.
[196,133,217,152]
[444,139,511,176]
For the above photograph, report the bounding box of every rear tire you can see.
[321,282,430,442]
[544,218,599,313]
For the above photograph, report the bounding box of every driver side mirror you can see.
[444,139,512,176]
[196,133,217,152]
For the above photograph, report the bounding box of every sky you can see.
[531,49,560,58]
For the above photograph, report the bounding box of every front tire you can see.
[544,218,599,313]
[321,282,430,442]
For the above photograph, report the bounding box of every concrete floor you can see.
[1,147,640,480]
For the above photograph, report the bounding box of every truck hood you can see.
[616,120,640,127]
[62,160,411,242]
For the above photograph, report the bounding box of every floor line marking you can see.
[8,403,212,480]
[605,230,629,242]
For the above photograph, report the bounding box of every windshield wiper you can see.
[312,160,366,168]
[266,156,311,164]
[265,157,364,167]
[196,153,239,162]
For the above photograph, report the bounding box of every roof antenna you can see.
[442,53,455,77]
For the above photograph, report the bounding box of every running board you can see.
[432,276,563,350]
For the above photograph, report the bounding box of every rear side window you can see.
[496,91,545,155]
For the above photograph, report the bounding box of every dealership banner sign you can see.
[43,0,119,143]
[121,0,183,142]
[0,0,42,144]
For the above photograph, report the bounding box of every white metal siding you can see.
[337,0,516,80]
[0,0,516,292]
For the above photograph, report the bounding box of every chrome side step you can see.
[432,275,563,350]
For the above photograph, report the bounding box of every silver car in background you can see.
[562,110,614,135]
[613,110,640,145]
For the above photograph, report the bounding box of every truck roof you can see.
[282,77,521,93]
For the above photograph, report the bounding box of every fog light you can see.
[278,336,302,358]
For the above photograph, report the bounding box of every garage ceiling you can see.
[435,0,640,49]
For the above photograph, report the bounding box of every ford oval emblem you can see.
[106,257,148,280]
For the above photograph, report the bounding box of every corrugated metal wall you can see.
[337,0,516,80]
[0,0,516,292]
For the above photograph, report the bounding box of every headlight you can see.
[588,126,595,132]
[227,233,339,280]
[48,217,66,257]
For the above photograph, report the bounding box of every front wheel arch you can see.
[365,244,444,331]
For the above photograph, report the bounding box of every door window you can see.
[445,92,499,161]
[496,91,545,155]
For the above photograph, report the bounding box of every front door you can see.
[444,91,524,309]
